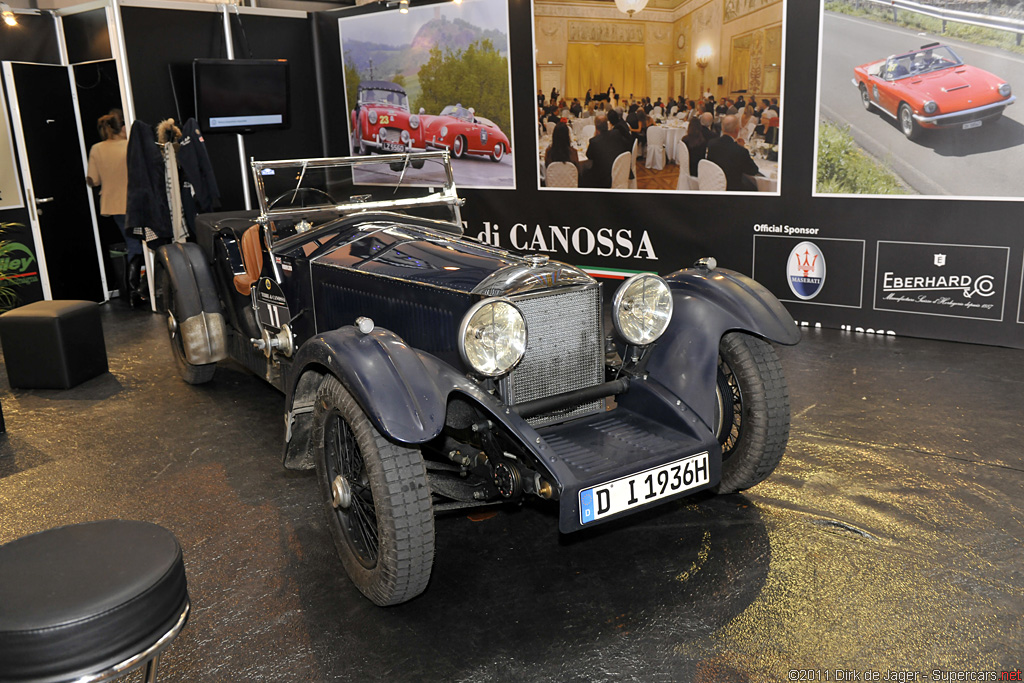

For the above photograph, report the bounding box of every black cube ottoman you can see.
[0,520,190,682]
[0,300,108,389]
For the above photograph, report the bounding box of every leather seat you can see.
[0,520,189,682]
[233,224,264,295]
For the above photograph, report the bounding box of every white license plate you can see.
[381,141,405,152]
[579,452,710,525]
[963,120,982,130]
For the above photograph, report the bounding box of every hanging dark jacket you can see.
[125,119,171,239]
[178,118,220,213]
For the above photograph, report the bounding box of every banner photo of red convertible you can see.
[339,0,515,190]
[815,0,1024,199]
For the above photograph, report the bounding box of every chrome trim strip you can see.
[913,96,1015,123]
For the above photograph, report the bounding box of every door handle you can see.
[35,197,54,205]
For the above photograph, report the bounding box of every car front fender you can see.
[644,266,799,431]
[289,326,452,445]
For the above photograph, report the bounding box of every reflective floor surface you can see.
[0,304,1021,682]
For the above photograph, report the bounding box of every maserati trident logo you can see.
[786,241,826,300]
[934,253,947,267]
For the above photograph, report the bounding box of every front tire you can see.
[898,103,919,140]
[713,332,790,494]
[313,375,435,606]
[859,84,872,111]
[157,267,216,385]
[452,135,466,159]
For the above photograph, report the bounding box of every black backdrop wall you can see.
[120,6,322,211]
[316,0,1024,350]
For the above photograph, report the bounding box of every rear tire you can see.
[157,267,216,385]
[313,375,435,606]
[490,143,504,162]
[713,332,790,494]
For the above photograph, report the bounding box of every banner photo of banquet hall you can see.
[532,0,785,193]
[339,0,516,190]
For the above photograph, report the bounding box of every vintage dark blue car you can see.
[156,152,799,606]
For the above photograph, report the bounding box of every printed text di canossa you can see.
[474,222,658,260]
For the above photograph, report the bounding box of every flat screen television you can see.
[193,58,290,134]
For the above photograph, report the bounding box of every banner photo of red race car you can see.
[339,0,515,190]
[815,3,1023,200]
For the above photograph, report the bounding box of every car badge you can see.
[934,253,947,267]
[786,241,826,300]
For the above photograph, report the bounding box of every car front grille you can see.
[501,285,605,427]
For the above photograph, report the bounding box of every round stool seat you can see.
[0,520,189,682]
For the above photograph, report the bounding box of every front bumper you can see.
[538,401,721,533]
[913,96,1016,126]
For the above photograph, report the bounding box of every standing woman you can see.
[87,113,142,301]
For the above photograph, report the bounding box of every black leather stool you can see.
[0,520,190,682]
[0,300,108,390]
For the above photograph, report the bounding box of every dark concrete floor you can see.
[1,303,1022,682]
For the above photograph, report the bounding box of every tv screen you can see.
[193,58,290,134]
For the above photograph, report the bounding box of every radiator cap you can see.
[526,254,549,268]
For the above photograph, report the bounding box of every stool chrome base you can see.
[67,601,190,683]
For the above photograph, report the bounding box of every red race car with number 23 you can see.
[853,42,1015,140]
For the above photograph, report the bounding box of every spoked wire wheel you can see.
[322,410,378,568]
[313,376,435,605]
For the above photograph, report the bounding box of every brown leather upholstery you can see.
[233,225,264,296]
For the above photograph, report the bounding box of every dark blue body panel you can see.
[647,267,800,431]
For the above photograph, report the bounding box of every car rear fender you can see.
[644,266,799,430]
[156,242,228,365]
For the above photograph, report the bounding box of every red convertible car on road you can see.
[350,80,422,155]
[853,43,1014,140]
[422,104,511,162]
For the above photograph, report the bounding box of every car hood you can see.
[315,224,593,295]
[901,66,1006,106]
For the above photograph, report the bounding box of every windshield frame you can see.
[883,45,963,81]
[250,152,464,249]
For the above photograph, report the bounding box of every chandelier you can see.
[614,0,648,18]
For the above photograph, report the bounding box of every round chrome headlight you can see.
[459,299,528,377]
[368,110,378,125]
[612,273,674,345]
[999,83,1012,97]
[409,114,420,129]
[401,129,410,144]
[440,126,449,139]
[923,100,938,115]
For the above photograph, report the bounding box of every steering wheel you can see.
[267,187,336,210]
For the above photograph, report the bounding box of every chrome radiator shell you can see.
[500,284,605,427]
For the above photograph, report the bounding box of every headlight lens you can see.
[999,83,1012,97]
[409,115,420,129]
[459,299,527,377]
[440,126,448,139]
[368,110,378,125]
[923,100,937,115]
[613,273,674,345]
[401,129,410,144]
